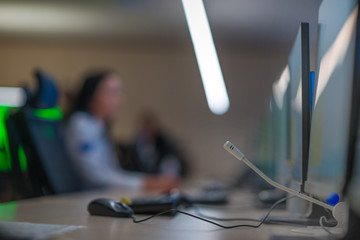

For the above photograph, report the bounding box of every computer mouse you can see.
[88,198,134,217]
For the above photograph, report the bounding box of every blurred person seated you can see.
[121,111,187,177]
[65,71,178,191]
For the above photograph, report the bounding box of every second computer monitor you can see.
[306,0,358,200]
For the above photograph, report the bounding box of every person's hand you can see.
[144,175,180,191]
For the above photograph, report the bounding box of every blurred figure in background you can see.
[127,111,187,177]
[65,71,178,191]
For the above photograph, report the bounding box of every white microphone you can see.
[224,141,347,227]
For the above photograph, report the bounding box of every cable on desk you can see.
[319,216,337,239]
[189,196,296,223]
[131,196,292,229]
[131,209,177,224]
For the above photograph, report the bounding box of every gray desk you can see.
[0,188,316,240]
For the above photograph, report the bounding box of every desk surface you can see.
[0,188,313,240]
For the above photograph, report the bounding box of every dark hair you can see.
[73,71,113,112]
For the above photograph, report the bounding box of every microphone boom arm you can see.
[224,141,334,211]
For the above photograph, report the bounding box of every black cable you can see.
[190,196,295,223]
[131,196,293,229]
[319,216,337,239]
[131,209,177,224]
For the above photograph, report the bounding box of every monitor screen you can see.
[257,105,275,178]
[285,23,313,216]
[270,65,290,183]
[288,25,305,184]
[306,0,358,199]
[344,0,360,218]
[272,22,310,187]
[260,22,310,186]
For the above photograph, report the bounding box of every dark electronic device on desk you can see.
[86,191,292,231]
[88,196,179,217]
[124,188,228,214]
[88,187,229,217]
[182,190,229,205]
[124,191,182,215]
[88,198,134,217]
[182,178,230,205]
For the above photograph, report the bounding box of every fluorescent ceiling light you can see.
[182,0,230,115]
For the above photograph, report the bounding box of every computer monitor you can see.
[257,106,275,179]
[269,22,311,189]
[264,23,315,223]
[300,22,311,193]
[341,0,360,236]
[270,65,290,184]
[305,0,358,202]
[287,23,311,190]
[258,21,311,185]
[345,45,360,237]
[270,23,313,220]
[256,23,311,208]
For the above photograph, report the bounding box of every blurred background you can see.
[0,0,321,180]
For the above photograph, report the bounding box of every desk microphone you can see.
[224,141,347,227]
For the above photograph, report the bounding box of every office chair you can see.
[6,70,85,197]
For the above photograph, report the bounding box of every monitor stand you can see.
[264,203,337,227]
[341,207,360,239]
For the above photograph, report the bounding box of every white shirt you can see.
[65,111,144,190]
